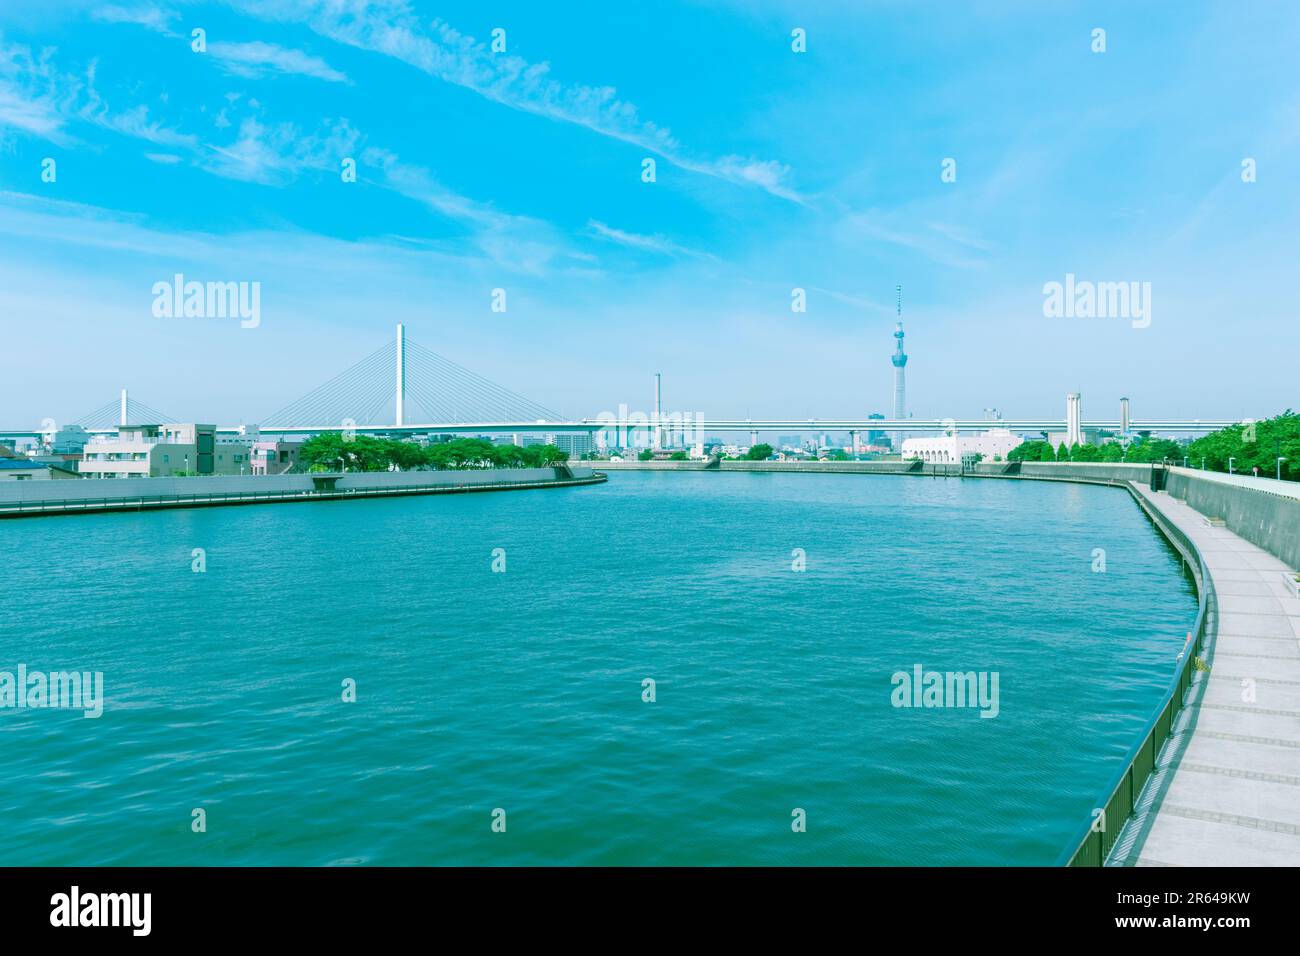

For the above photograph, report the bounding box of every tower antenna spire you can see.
[891,285,908,452]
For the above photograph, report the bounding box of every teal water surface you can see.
[0,472,1196,865]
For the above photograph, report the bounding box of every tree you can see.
[638,448,654,461]
[745,443,774,461]
[1073,443,1101,462]
[1009,440,1049,462]
[1184,411,1299,480]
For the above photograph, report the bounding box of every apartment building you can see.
[81,424,250,478]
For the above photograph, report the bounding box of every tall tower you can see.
[653,372,663,450]
[1066,392,1082,448]
[395,323,406,427]
[891,285,908,449]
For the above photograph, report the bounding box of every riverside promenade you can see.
[1118,483,1300,866]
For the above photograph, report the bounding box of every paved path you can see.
[1126,484,1300,866]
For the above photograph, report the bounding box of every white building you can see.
[81,424,250,478]
[902,428,1024,464]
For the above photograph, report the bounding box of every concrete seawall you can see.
[1166,467,1300,571]
[599,458,1158,481]
[0,466,602,518]
[597,459,920,475]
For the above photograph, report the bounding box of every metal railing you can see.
[1059,486,1216,866]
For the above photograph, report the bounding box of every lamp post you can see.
[1278,457,1287,481]
[1228,457,1235,475]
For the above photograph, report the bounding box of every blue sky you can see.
[1,1,1297,428]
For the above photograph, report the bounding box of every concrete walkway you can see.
[1126,484,1300,866]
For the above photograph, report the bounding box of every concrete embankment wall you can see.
[971,461,1155,483]
[1166,468,1300,570]
[719,460,917,475]
[599,459,1152,481]
[595,460,711,471]
[596,459,919,475]
[0,466,592,505]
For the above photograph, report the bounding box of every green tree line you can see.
[1003,411,1299,480]
[1185,410,1299,480]
[298,434,569,472]
[1008,437,1182,463]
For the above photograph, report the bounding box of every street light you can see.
[1278,457,1287,481]
[1228,457,1235,475]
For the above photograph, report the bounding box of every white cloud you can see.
[233,2,800,200]
[0,42,70,140]
[0,84,65,138]
[202,115,360,184]
[586,219,714,261]
[208,40,349,84]
[92,3,179,37]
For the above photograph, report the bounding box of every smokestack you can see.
[120,388,128,427]
[1066,392,1082,447]
[1120,397,1130,436]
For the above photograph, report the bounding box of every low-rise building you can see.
[902,428,1024,464]
[81,424,250,478]
[0,459,81,480]
[250,440,304,475]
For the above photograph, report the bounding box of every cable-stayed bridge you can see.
[1,325,1245,440]
[259,332,563,430]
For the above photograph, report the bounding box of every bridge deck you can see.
[1125,484,1300,866]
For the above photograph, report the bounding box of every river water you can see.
[0,471,1195,865]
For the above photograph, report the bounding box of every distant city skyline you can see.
[2,1,1297,427]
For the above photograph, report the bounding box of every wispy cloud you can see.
[0,41,193,147]
[233,2,800,200]
[835,211,990,270]
[92,3,179,37]
[586,219,715,261]
[202,115,359,184]
[0,42,71,141]
[208,40,350,84]
[0,83,65,138]
[362,146,587,276]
